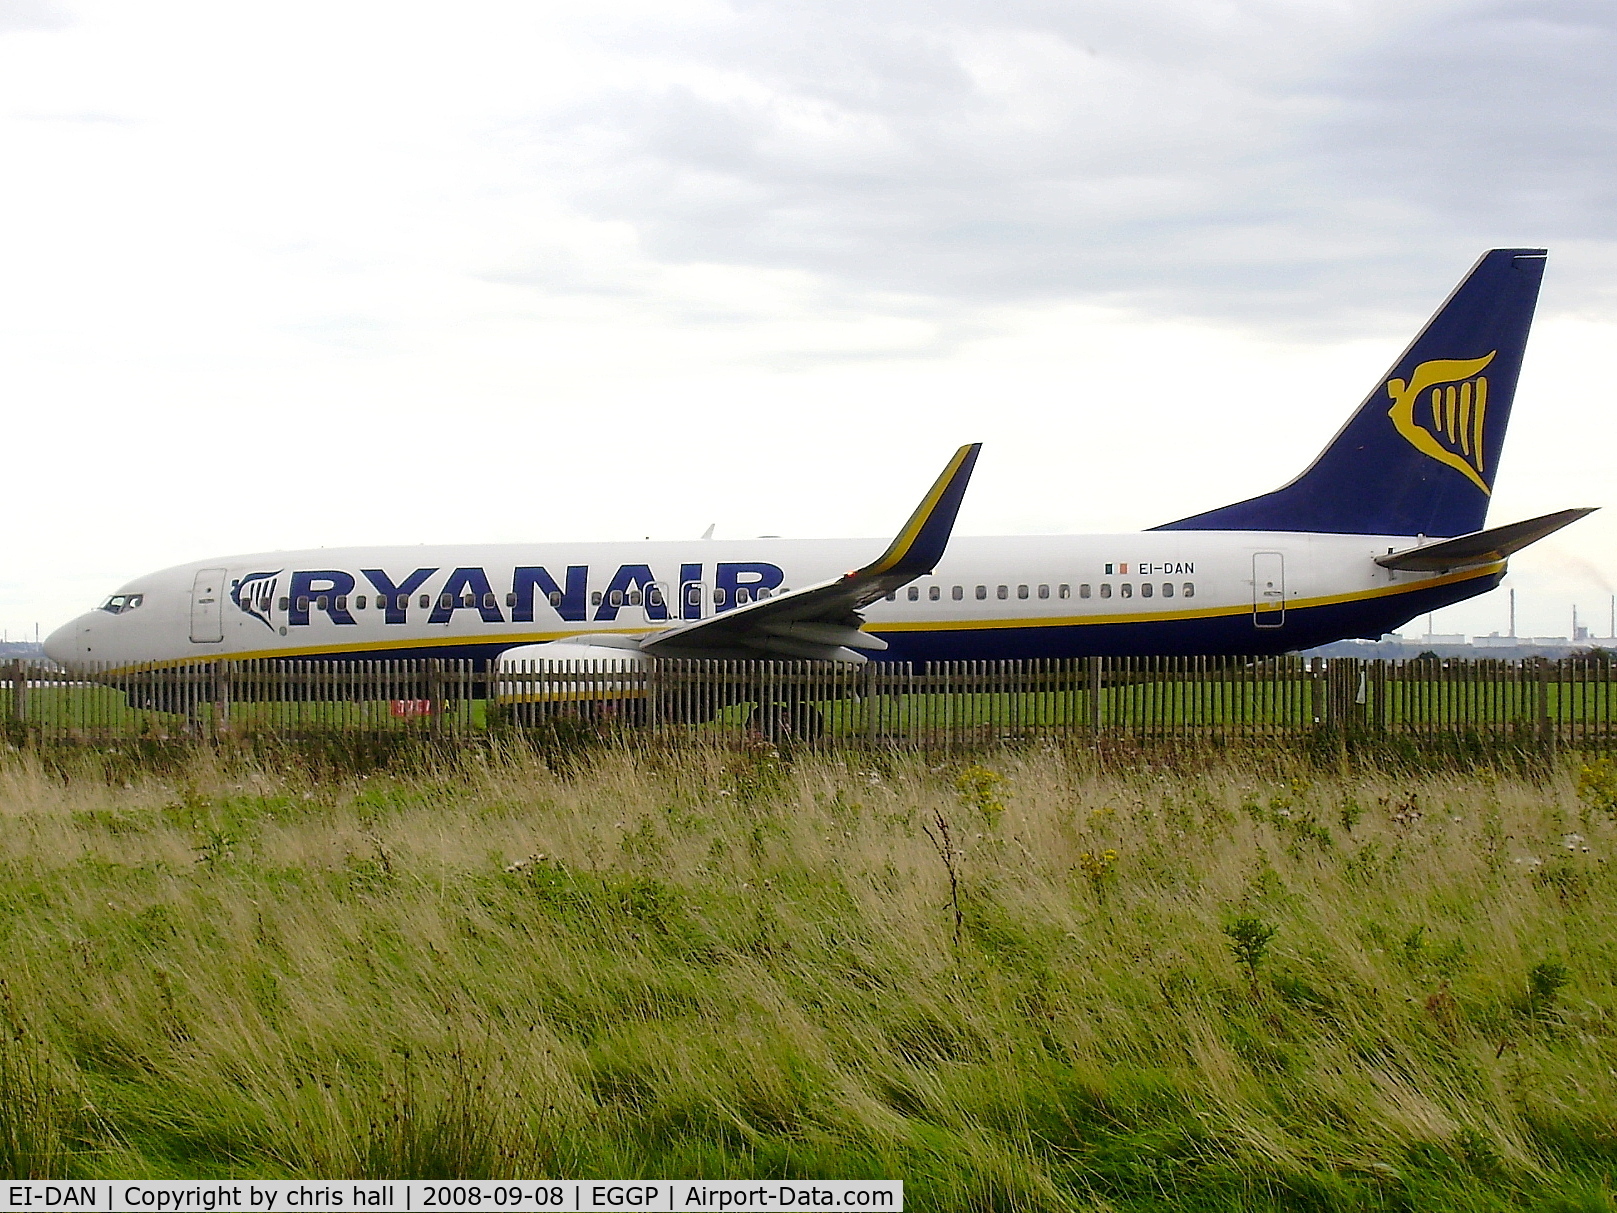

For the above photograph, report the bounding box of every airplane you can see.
[44,248,1593,680]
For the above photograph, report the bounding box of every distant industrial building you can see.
[1306,633,1609,660]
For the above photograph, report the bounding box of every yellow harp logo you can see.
[1386,351,1497,495]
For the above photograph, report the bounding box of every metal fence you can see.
[4,655,1616,754]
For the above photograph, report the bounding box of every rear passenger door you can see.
[1252,552,1285,629]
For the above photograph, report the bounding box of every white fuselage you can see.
[45,531,1503,667]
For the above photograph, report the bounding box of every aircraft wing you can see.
[640,444,981,662]
[1375,507,1596,572]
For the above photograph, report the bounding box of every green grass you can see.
[1,745,1617,1207]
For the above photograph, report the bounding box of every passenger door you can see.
[1252,552,1285,629]
[190,568,227,643]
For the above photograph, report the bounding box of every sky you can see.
[1,0,1614,642]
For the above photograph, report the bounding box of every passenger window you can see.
[685,586,701,607]
[316,595,329,611]
[1077,584,1088,599]
[714,588,727,605]
[505,592,516,607]
[1121,584,1133,598]
[418,594,430,609]
[1038,585,1049,599]
[975,586,987,600]
[997,585,1008,600]
[648,587,664,607]
[1016,585,1028,599]
[279,597,290,611]
[929,585,941,601]
[952,586,963,600]
[1099,584,1111,599]
[395,595,407,610]
[736,588,751,604]
[756,587,770,599]
[591,591,603,606]
[483,593,496,610]
[886,593,896,601]
[1162,583,1174,598]
[1141,583,1153,598]
[609,590,623,607]
[907,587,919,601]
[628,590,642,606]
[297,597,310,612]
[335,595,348,611]
[549,590,563,606]
[440,594,454,609]
[1058,584,1070,599]
[1183,582,1195,598]
[462,593,475,608]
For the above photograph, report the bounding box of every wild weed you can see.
[0,744,1609,1207]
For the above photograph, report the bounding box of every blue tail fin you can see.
[1155,249,1547,537]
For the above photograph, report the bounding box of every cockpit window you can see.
[99,594,144,615]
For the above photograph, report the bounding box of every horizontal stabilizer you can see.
[1375,508,1596,571]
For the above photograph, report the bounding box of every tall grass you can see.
[0,741,1615,1208]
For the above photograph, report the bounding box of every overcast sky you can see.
[2,0,1614,642]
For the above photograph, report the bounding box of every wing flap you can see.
[761,621,889,650]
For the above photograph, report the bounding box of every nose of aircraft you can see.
[43,615,91,664]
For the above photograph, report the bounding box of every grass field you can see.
[2,742,1617,1209]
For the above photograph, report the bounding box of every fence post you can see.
[8,659,25,729]
[1087,656,1102,733]
[215,662,232,736]
[1372,661,1386,733]
[1536,658,1553,754]
[863,662,879,748]
[428,659,444,736]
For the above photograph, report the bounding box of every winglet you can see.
[639,443,981,661]
[856,443,981,581]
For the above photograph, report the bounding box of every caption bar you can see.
[2,1183,901,1213]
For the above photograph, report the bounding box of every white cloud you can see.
[515,0,1617,324]
[0,0,67,32]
